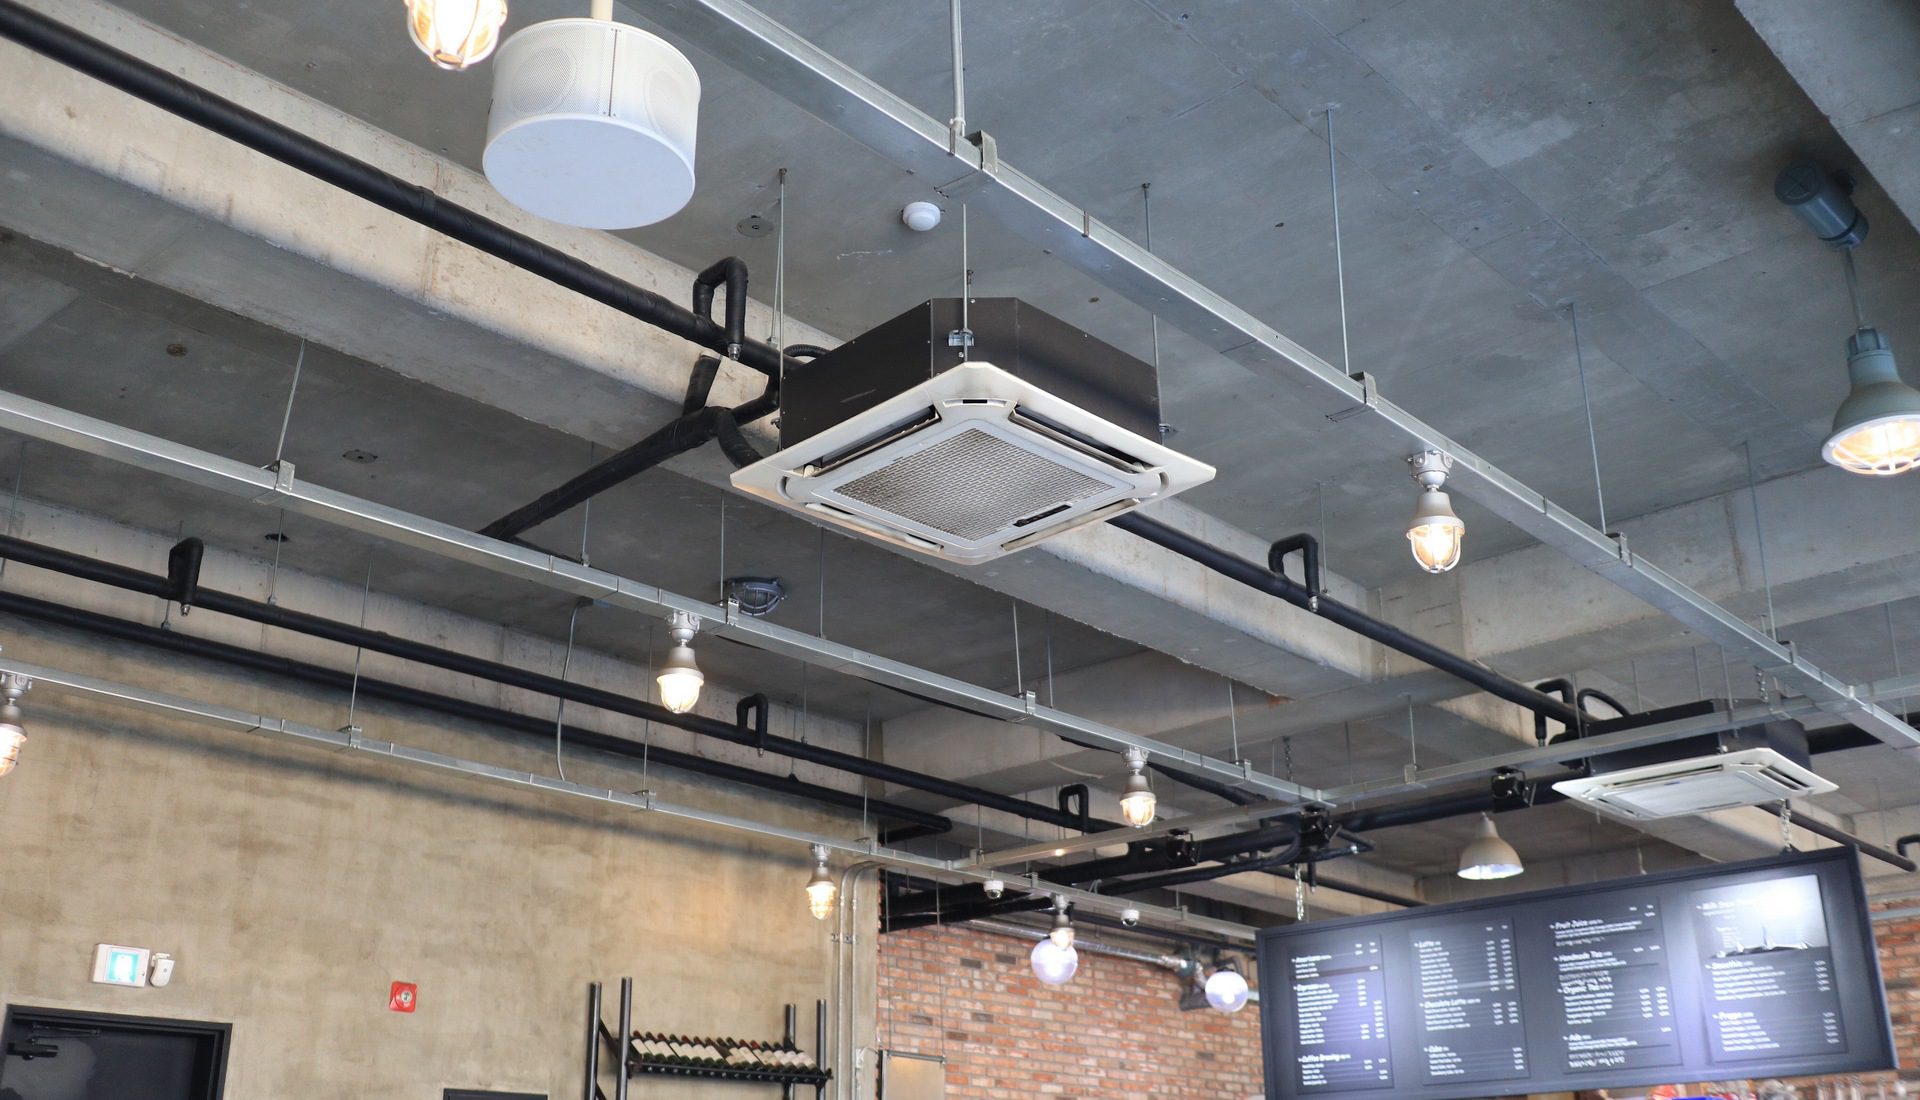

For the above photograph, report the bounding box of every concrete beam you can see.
[1738,0,1920,237]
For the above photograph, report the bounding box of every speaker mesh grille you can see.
[834,427,1111,540]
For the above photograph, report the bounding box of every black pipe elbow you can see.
[1900,834,1920,859]
[713,409,767,470]
[692,257,749,359]
[736,693,770,749]
[682,354,722,415]
[1268,533,1322,599]
[782,343,830,360]
[1534,678,1577,745]
[1576,687,1631,719]
[1058,784,1091,831]
[167,536,204,614]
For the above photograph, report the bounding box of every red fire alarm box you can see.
[389,981,418,1013]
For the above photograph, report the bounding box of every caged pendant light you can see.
[404,0,509,71]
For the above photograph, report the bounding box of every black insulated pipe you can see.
[0,2,804,384]
[0,588,953,832]
[1268,533,1322,597]
[166,536,203,613]
[1110,513,1581,727]
[0,533,1096,835]
[1756,803,1915,872]
[691,258,749,359]
[1533,678,1577,744]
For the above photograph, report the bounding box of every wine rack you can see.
[584,980,831,1099]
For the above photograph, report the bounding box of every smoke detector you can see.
[484,18,701,228]
[730,299,1212,564]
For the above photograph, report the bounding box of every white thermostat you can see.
[91,943,150,987]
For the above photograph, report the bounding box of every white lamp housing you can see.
[655,610,704,715]
[1406,450,1465,573]
[0,673,30,779]
[804,844,837,921]
[1457,813,1524,881]
[1117,746,1157,828]
[1823,327,1920,476]
[484,17,701,228]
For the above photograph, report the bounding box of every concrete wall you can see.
[0,502,874,1099]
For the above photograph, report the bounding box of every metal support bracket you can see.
[1325,372,1379,423]
[255,459,296,504]
[935,129,1000,200]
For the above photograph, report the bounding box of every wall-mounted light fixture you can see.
[0,672,28,778]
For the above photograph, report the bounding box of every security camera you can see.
[1120,907,1141,928]
[983,878,1005,900]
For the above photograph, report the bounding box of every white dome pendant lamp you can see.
[484,0,701,229]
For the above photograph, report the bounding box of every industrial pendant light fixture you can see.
[1456,813,1523,881]
[1117,746,1157,828]
[655,610,704,715]
[1776,162,1920,476]
[1029,897,1079,985]
[1406,450,1465,573]
[804,844,837,920]
[0,672,29,778]
[1205,960,1251,1014]
[404,0,509,70]
[483,0,702,228]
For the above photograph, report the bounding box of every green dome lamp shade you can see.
[1822,327,1920,476]
[1457,813,1523,881]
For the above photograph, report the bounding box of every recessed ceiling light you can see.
[342,449,379,465]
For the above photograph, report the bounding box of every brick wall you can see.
[877,923,1263,1099]
[875,908,1920,1100]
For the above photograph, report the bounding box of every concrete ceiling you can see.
[3,0,1919,908]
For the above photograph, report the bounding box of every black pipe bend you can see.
[691,258,749,358]
[713,408,767,470]
[1268,533,1321,597]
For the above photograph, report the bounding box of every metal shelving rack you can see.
[584,980,831,1099]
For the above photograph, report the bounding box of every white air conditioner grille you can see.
[731,362,1215,564]
[835,427,1113,541]
[1551,747,1835,821]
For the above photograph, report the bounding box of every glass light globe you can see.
[1407,487,1465,573]
[405,0,509,70]
[1030,939,1079,985]
[1205,967,1251,1013]
[656,643,703,715]
[805,876,837,921]
[0,720,21,778]
[1118,783,1157,829]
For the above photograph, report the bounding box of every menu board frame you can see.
[1258,848,1894,1100]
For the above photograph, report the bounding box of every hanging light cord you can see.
[1841,246,1867,330]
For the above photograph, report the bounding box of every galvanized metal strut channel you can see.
[0,387,1322,805]
[638,0,1919,751]
[0,654,1255,941]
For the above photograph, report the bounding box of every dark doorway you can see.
[1,1006,230,1100]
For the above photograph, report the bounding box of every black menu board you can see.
[1259,849,1892,1100]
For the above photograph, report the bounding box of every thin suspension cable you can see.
[1744,441,1778,641]
[775,168,788,358]
[1010,599,1023,697]
[1225,678,1240,761]
[1143,182,1166,435]
[959,204,971,358]
[1841,246,1867,330]
[578,441,594,568]
[554,597,583,782]
[271,337,305,469]
[345,546,375,733]
[1326,107,1352,376]
[1570,302,1609,535]
[1889,603,1907,721]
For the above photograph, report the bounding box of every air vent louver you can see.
[732,299,1212,563]
[1552,748,1835,821]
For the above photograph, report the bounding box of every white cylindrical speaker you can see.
[484,18,701,229]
